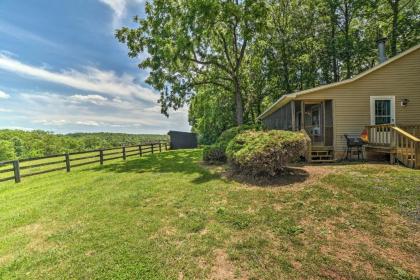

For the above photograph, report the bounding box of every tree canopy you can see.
[117,0,419,143]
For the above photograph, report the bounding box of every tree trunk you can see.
[343,2,352,79]
[330,5,339,82]
[281,42,292,93]
[390,0,399,56]
[234,78,244,125]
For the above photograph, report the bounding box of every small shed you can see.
[168,131,198,150]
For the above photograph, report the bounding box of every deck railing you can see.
[399,125,420,139]
[366,124,394,146]
[0,141,169,184]
[366,124,420,169]
[392,127,420,169]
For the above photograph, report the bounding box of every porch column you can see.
[300,101,305,129]
[291,101,296,131]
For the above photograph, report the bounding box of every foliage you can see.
[0,130,168,160]
[1,150,419,279]
[226,130,306,176]
[202,125,256,163]
[202,143,226,163]
[0,140,16,161]
[189,86,235,145]
[117,0,418,137]
[116,0,268,125]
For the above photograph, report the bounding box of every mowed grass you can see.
[0,149,419,279]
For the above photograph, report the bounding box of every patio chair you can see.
[344,134,365,161]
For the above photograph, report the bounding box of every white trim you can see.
[370,96,396,125]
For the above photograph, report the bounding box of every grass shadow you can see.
[90,149,221,184]
[204,164,310,188]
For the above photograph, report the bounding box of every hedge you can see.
[202,125,256,163]
[226,130,307,176]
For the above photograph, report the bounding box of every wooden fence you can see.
[0,141,169,184]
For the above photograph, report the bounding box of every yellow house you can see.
[258,43,420,169]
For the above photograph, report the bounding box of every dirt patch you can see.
[14,223,56,252]
[317,212,420,278]
[209,249,247,280]
[0,253,14,266]
[223,164,337,189]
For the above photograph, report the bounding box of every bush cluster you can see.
[226,130,307,176]
[202,125,256,163]
[203,143,226,162]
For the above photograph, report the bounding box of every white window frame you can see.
[370,96,396,125]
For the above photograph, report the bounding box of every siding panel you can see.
[295,48,420,152]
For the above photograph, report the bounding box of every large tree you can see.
[116,0,268,125]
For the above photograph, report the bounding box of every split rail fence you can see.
[0,141,169,184]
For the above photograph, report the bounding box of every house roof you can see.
[258,44,420,120]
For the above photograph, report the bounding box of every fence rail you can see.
[0,141,169,184]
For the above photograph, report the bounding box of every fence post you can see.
[65,153,71,172]
[159,142,162,153]
[165,142,168,151]
[13,160,21,183]
[139,145,142,157]
[99,149,104,165]
[151,143,154,154]
[122,146,126,160]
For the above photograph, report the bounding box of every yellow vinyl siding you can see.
[296,47,420,152]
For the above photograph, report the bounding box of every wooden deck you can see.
[366,124,420,169]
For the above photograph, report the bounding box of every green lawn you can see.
[0,149,419,279]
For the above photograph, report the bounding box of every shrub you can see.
[226,130,307,176]
[203,143,226,163]
[202,125,257,163]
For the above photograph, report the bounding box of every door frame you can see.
[369,96,396,125]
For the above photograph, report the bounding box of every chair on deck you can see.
[344,134,366,161]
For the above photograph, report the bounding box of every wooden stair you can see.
[309,146,335,163]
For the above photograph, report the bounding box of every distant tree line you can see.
[117,0,419,144]
[0,130,168,161]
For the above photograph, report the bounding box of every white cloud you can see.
[0,54,157,103]
[33,119,68,126]
[69,94,108,105]
[98,0,144,27]
[12,91,190,133]
[76,121,101,126]
[0,90,10,99]
[0,108,12,113]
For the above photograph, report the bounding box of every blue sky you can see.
[0,0,190,134]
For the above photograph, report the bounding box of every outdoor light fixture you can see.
[401,98,409,107]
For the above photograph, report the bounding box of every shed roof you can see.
[258,44,420,120]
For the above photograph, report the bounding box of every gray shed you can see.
[168,131,198,150]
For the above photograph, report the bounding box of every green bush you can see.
[202,125,257,163]
[226,130,307,176]
[203,143,226,163]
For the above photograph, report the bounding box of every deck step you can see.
[309,148,334,163]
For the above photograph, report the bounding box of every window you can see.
[375,100,391,125]
[370,96,395,125]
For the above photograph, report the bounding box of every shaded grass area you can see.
[0,149,419,279]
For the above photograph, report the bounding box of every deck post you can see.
[415,142,420,169]
[300,101,305,129]
[65,153,71,172]
[13,160,21,183]
[99,149,104,165]
[291,101,296,131]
